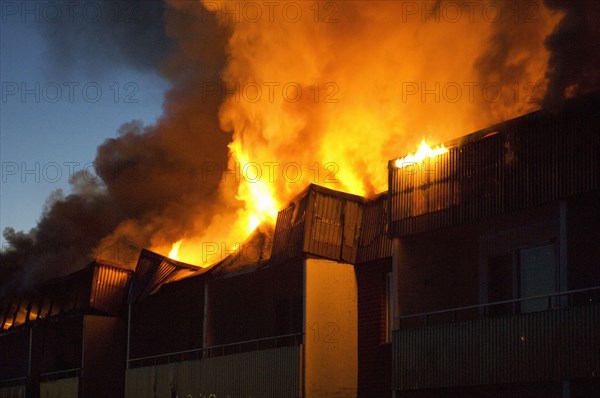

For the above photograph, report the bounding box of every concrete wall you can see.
[304,258,358,398]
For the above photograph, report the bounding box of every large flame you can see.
[229,140,280,233]
[152,0,561,267]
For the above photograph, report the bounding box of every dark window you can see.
[487,253,514,315]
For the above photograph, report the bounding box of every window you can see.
[487,253,514,315]
[519,243,556,313]
[485,243,557,315]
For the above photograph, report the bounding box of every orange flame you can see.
[394,139,449,168]
[168,239,183,261]
[229,140,280,234]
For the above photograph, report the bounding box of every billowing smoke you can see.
[1,1,230,292]
[1,0,597,293]
[39,0,171,77]
[543,0,600,103]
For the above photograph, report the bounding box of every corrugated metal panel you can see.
[90,263,132,314]
[389,94,600,238]
[392,303,600,390]
[39,377,79,398]
[271,192,308,265]
[357,193,392,263]
[271,184,364,265]
[125,346,301,398]
[128,250,200,303]
[0,385,25,398]
[303,185,364,263]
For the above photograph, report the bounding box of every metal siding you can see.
[125,346,300,398]
[304,189,363,263]
[389,98,600,238]
[271,204,306,265]
[271,184,365,265]
[392,303,600,390]
[90,264,132,314]
[39,377,79,398]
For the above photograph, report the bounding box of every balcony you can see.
[125,334,303,398]
[392,287,600,391]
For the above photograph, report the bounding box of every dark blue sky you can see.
[1,8,169,237]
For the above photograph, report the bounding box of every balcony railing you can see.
[396,286,600,328]
[39,368,81,382]
[392,287,600,391]
[128,333,303,368]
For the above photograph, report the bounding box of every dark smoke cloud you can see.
[543,0,600,104]
[38,0,171,77]
[1,1,230,294]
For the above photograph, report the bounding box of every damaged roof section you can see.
[357,193,393,264]
[207,224,274,279]
[127,249,204,304]
[271,184,365,265]
[0,261,132,331]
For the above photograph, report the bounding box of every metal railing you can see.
[396,286,600,328]
[128,333,303,368]
[39,368,81,382]
[0,376,27,388]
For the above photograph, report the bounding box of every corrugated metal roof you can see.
[0,261,133,331]
[388,93,600,237]
[127,250,203,304]
[91,263,133,314]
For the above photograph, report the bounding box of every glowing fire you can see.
[229,140,280,233]
[168,239,183,261]
[395,139,449,168]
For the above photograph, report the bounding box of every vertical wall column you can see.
[303,258,358,398]
[391,238,400,331]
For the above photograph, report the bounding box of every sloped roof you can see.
[127,249,205,304]
[207,223,274,279]
[0,260,133,331]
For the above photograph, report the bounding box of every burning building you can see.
[2,93,599,397]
